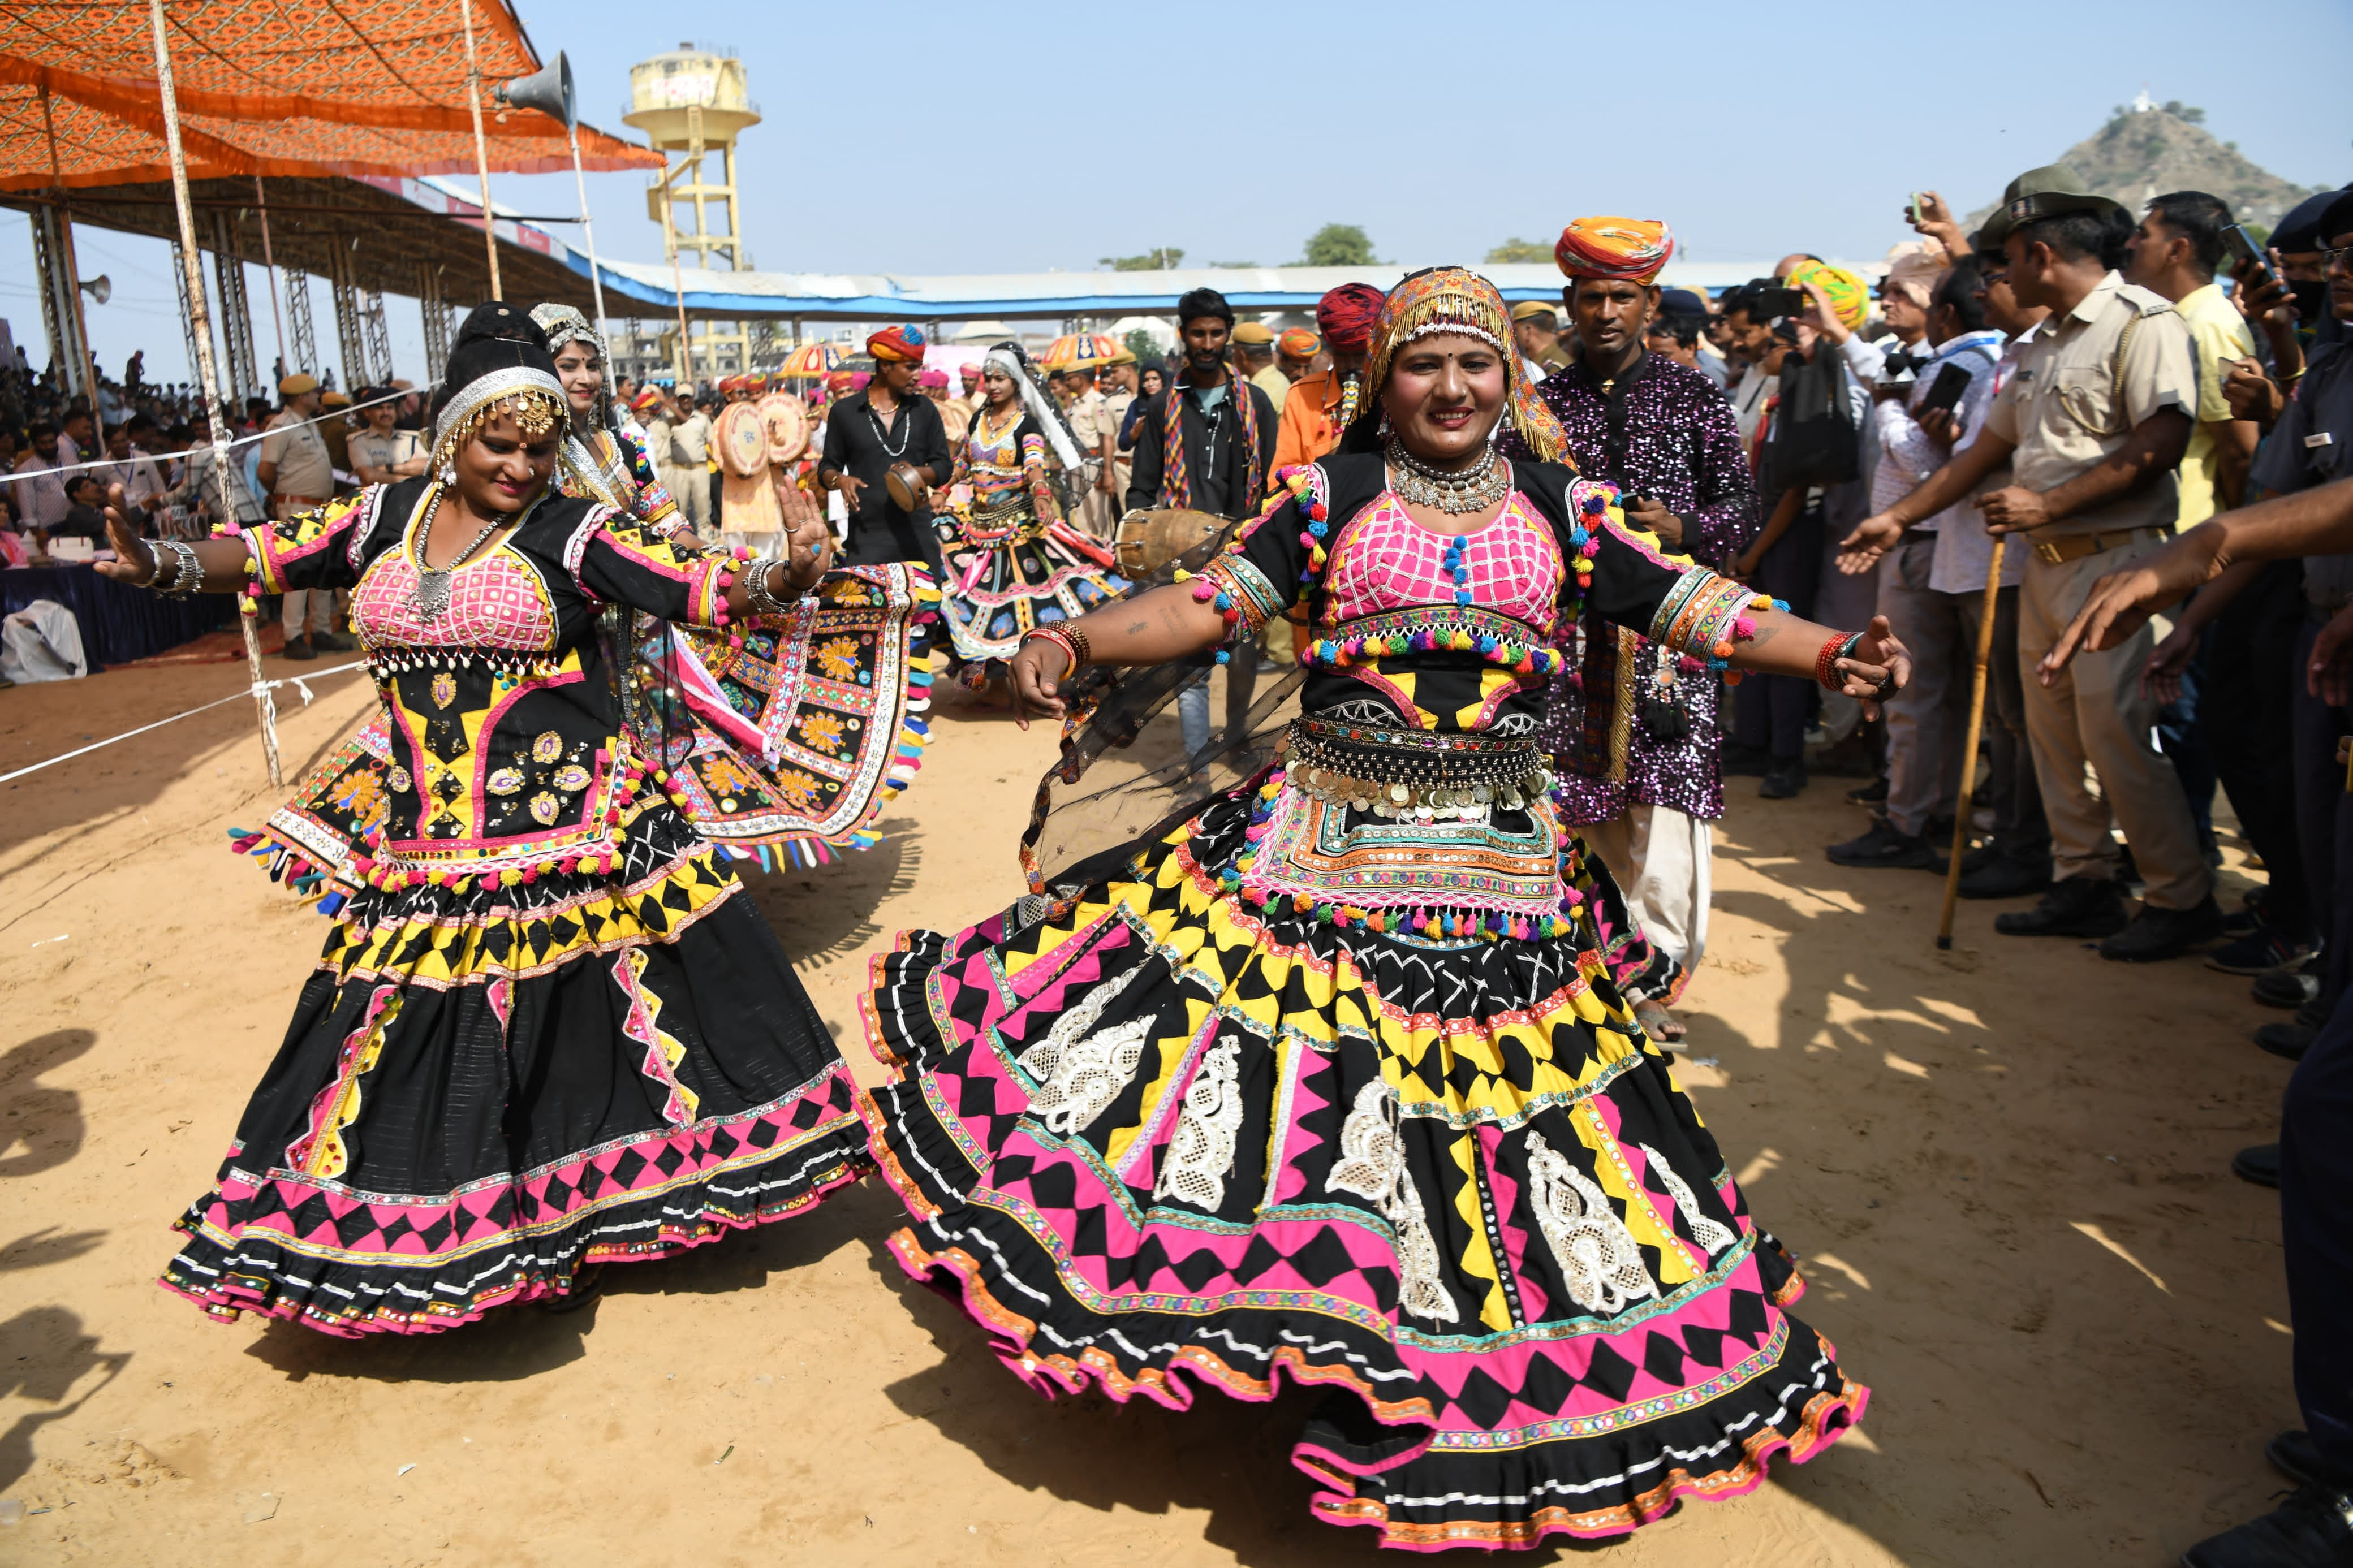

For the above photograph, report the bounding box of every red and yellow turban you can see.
[1315,283,1385,354]
[1277,327,1321,361]
[1554,217,1675,284]
[865,324,926,363]
[824,369,857,394]
[1786,259,1871,331]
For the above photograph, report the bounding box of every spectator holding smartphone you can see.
[1848,166,2215,960]
[1830,256,2014,871]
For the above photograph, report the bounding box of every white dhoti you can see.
[1580,804,1712,1001]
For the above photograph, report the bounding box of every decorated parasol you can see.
[778,342,843,378]
[1040,333,1127,372]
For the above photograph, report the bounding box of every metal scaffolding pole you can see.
[359,289,394,384]
[29,207,87,396]
[286,267,317,374]
[418,262,452,382]
[327,242,366,391]
[145,0,281,788]
[208,211,258,403]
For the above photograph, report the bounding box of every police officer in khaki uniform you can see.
[1055,362,1117,539]
[1850,165,2217,960]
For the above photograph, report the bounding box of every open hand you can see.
[92,482,156,584]
[1007,637,1070,731]
[778,496,834,595]
[1837,513,1903,575]
[2039,522,2228,683]
[1838,614,1911,719]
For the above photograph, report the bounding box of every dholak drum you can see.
[756,392,809,465]
[1113,507,1223,579]
[716,401,769,479]
[884,461,927,512]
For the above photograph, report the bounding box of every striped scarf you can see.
[1158,372,1261,513]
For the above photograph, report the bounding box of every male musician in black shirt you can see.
[1124,288,1280,763]
[818,324,952,578]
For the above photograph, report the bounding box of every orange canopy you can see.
[0,1,661,191]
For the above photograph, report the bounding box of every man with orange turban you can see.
[1265,285,1386,662]
[1275,327,1320,382]
[1506,214,1756,1039]
[1554,215,1675,286]
[819,324,952,575]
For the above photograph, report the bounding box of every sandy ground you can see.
[0,652,2305,1567]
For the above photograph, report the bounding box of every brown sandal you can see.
[1634,999,1687,1044]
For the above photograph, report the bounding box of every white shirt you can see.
[11,452,69,529]
[1929,327,2032,594]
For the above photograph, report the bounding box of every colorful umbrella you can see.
[1041,332,1126,371]
[778,342,842,378]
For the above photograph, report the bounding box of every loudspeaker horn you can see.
[80,275,110,306]
[496,51,575,131]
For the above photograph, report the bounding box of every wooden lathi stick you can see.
[1937,535,2006,949]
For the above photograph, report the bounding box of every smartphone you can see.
[1918,362,1972,417]
[2223,224,2278,288]
[1757,286,1805,320]
[1907,192,1924,225]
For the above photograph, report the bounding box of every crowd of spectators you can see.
[1649,172,2348,1568]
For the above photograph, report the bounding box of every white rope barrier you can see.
[0,659,367,784]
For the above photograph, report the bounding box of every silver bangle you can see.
[152,538,201,597]
[743,559,797,618]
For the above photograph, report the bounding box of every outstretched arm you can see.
[1005,582,1229,729]
[2040,475,2353,677]
[94,487,255,589]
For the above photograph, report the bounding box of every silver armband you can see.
[152,538,202,597]
[742,559,798,619]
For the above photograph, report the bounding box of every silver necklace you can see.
[865,395,912,458]
[1385,437,1507,514]
[411,485,506,621]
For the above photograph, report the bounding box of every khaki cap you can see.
[1229,321,1275,345]
[1978,164,2128,250]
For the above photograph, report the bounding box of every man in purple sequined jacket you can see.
[1508,216,1759,1021]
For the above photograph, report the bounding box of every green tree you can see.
[1098,247,1184,271]
[1123,328,1162,368]
[1484,237,1552,265]
[1295,223,1377,267]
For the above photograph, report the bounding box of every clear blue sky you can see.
[9,0,2348,388]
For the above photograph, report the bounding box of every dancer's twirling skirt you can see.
[858,791,1865,1549]
[163,806,868,1336]
[936,510,1130,685]
[230,564,941,900]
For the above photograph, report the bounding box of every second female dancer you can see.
[110,305,876,1334]
[859,270,1894,1549]
[934,344,1131,686]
